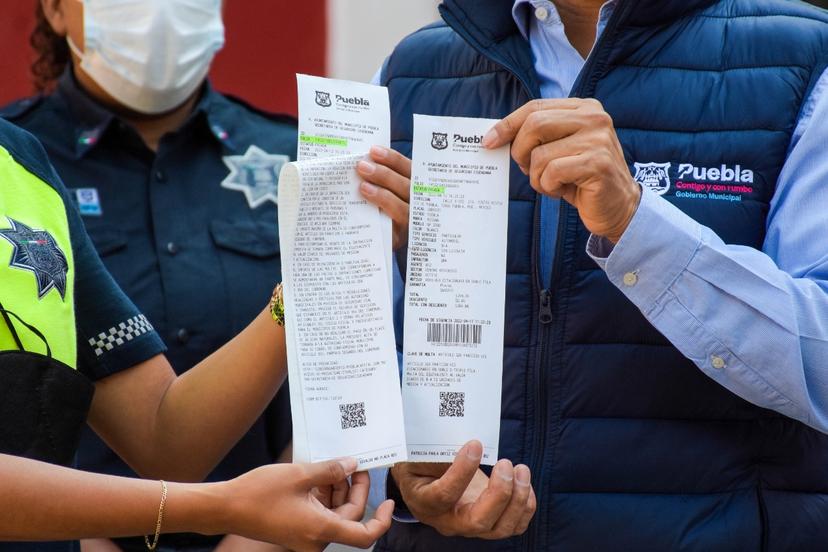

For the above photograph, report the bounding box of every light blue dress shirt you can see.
[514,0,828,432]
[514,0,617,288]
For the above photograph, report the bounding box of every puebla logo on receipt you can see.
[314,90,371,113]
[314,91,332,107]
[634,161,756,203]
[431,132,484,153]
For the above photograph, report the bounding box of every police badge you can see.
[431,132,448,150]
[633,162,672,196]
[315,91,332,107]
[0,217,68,300]
[221,145,290,208]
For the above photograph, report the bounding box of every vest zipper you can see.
[527,204,564,552]
[538,289,553,325]
[527,4,635,550]
[437,4,634,550]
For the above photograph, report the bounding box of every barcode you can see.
[426,323,482,345]
[339,402,367,430]
[439,392,465,417]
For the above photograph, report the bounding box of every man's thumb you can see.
[304,458,359,486]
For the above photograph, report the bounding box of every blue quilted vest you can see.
[377,1,828,551]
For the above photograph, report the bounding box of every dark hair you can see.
[30,3,70,92]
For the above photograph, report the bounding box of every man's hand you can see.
[391,440,536,539]
[483,98,641,244]
[357,146,411,250]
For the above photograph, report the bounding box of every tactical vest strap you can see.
[0,307,24,351]
[0,301,52,358]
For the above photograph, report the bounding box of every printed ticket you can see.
[402,114,510,465]
[297,73,391,159]
[296,73,394,286]
[279,76,406,469]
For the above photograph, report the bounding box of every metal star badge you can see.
[221,145,290,209]
[0,217,69,300]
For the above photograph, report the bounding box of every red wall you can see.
[0,1,327,116]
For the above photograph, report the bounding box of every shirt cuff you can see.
[587,187,703,314]
[373,468,420,523]
[368,467,389,511]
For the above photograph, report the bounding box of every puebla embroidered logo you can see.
[633,162,672,196]
[633,160,758,202]
[0,217,68,300]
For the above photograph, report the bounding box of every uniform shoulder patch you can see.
[0,217,69,300]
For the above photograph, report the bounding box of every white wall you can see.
[326,0,441,82]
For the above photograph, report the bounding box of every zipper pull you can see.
[539,289,553,325]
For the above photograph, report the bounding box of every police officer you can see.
[0,117,393,551]
[9,1,303,550]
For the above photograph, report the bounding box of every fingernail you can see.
[338,458,358,476]
[357,160,376,176]
[482,128,499,148]
[360,181,378,196]
[466,441,483,461]
[370,145,388,159]
[515,466,531,487]
[495,460,514,482]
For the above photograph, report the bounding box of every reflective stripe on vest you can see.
[0,145,76,368]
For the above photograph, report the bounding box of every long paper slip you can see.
[402,114,510,465]
[296,74,394,294]
[280,75,406,469]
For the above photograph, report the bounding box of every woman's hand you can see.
[215,458,393,551]
[357,146,412,250]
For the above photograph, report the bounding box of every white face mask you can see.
[68,0,225,115]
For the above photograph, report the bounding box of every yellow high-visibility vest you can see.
[0,145,76,369]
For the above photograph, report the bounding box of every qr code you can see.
[439,392,465,418]
[339,402,367,430]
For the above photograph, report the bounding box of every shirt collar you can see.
[198,87,243,153]
[512,0,619,41]
[55,68,231,158]
[56,68,114,158]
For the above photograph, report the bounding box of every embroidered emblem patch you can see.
[75,188,103,216]
[633,162,672,196]
[0,217,69,300]
[221,145,290,209]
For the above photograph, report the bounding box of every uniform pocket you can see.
[209,219,280,259]
[87,228,127,257]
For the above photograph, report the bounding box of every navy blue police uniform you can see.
[2,69,296,551]
[0,118,167,551]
